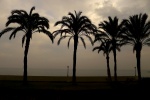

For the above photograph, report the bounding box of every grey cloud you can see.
[95,4,122,20]
[94,0,150,22]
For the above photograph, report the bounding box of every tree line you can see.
[0,6,150,84]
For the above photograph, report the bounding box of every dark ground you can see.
[0,77,149,100]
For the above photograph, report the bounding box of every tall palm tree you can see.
[93,39,113,81]
[123,13,150,81]
[53,11,96,83]
[0,7,53,84]
[98,16,125,81]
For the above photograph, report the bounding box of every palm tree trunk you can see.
[73,36,78,84]
[106,55,112,82]
[23,36,30,84]
[136,49,141,82]
[113,48,117,81]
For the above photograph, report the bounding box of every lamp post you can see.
[67,66,69,77]
[134,67,136,77]
[67,66,69,82]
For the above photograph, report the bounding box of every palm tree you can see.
[53,11,96,83]
[98,16,125,81]
[123,13,150,81]
[93,39,113,81]
[0,7,53,84]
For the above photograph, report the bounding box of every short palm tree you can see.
[123,13,150,81]
[93,39,113,81]
[98,16,125,81]
[0,7,53,84]
[53,11,96,83]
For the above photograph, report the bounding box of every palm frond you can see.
[94,33,108,43]
[22,34,26,47]
[53,29,72,38]
[0,27,15,37]
[6,18,23,27]
[19,10,28,16]
[55,21,71,30]
[53,30,61,38]
[141,13,148,28]
[58,36,68,45]
[80,37,86,49]
[29,6,35,16]
[68,12,76,22]
[93,46,100,52]
[39,28,53,43]
[9,27,23,39]
[36,17,49,29]
[75,11,82,19]
[68,36,73,48]
[116,46,121,52]
[84,35,93,45]
[133,44,136,53]
[79,24,96,35]
[11,9,22,15]
[32,13,40,19]
[143,38,150,46]
[144,38,150,43]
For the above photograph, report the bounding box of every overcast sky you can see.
[0,0,150,76]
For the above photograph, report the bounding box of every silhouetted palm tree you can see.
[53,11,96,83]
[123,13,150,81]
[0,7,53,84]
[98,16,125,81]
[93,39,113,81]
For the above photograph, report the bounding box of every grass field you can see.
[0,75,149,100]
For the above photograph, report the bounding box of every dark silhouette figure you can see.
[0,6,53,84]
[93,39,113,82]
[123,13,150,81]
[53,11,96,84]
[98,16,125,81]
